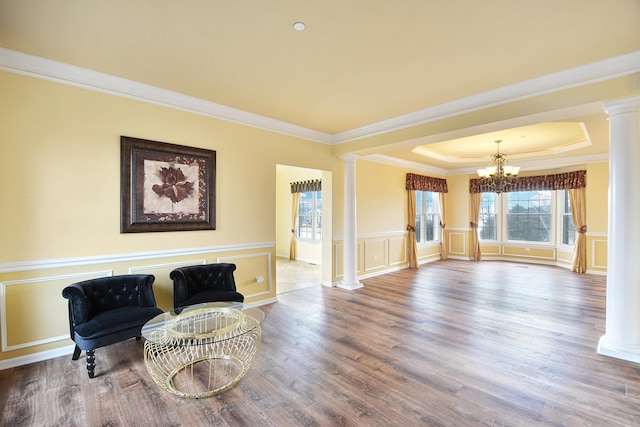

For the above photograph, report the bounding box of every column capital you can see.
[604,95,640,116]
[340,154,359,163]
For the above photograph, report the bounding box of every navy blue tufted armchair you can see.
[62,274,163,378]
[170,263,244,309]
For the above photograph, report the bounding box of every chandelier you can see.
[476,140,520,194]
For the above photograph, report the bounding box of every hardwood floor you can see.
[2,260,640,426]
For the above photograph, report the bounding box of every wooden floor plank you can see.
[2,260,640,426]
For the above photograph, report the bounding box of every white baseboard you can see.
[0,344,76,371]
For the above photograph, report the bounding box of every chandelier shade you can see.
[476,140,520,193]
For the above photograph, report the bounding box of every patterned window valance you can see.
[291,179,322,193]
[469,170,586,193]
[406,173,448,193]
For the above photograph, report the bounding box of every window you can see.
[416,191,440,243]
[297,191,322,241]
[561,190,576,245]
[507,191,552,242]
[479,193,498,241]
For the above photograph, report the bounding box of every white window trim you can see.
[297,190,322,242]
[416,190,441,246]
[502,191,556,246]
[558,189,576,248]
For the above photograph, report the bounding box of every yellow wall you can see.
[0,71,340,362]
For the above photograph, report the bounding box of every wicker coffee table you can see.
[141,302,263,398]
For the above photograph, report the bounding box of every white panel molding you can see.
[363,239,388,272]
[587,232,608,237]
[388,236,408,266]
[591,239,609,269]
[129,259,206,274]
[1,270,112,352]
[448,232,466,255]
[217,252,273,299]
[501,247,557,261]
[0,242,275,274]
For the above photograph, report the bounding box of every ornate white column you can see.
[598,95,640,363]
[338,154,362,290]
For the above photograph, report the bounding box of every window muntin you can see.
[297,191,321,241]
[506,191,552,243]
[479,193,498,241]
[416,191,440,243]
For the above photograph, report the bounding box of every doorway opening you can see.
[275,165,332,295]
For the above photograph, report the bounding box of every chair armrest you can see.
[137,275,159,308]
[62,283,91,326]
[170,269,190,309]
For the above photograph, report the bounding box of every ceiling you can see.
[1,0,640,174]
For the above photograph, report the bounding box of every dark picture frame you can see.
[120,136,216,233]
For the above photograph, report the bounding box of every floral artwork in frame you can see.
[120,136,216,232]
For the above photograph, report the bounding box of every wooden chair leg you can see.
[86,349,96,378]
[72,345,82,361]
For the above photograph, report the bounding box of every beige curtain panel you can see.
[438,192,448,260]
[289,192,300,260]
[570,187,587,273]
[470,193,482,261]
[407,190,419,269]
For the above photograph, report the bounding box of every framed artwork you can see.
[120,136,216,233]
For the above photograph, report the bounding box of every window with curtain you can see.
[297,190,322,241]
[561,189,576,245]
[476,189,575,245]
[470,170,586,272]
[416,190,440,243]
[479,193,498,241]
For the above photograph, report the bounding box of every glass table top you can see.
[141,301,264,346]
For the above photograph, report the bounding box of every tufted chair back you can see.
[63,275,158,326]
[171,263,244,309]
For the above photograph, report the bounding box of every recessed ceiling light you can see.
[293,22,306,31]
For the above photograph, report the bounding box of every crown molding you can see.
[451,153,609,176]
[364,152,609,177]
[0,47,333,144]
[1,47,639,147]
[362,154,448,176]
[332,50,640,144]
